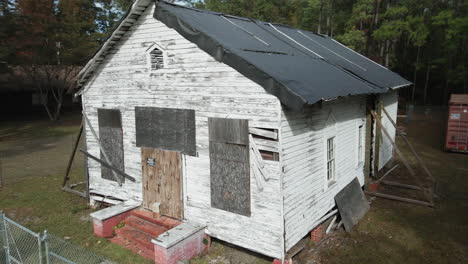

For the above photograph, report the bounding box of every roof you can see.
[77,0,411,111]
[449,94,468,105]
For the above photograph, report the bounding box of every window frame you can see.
[323,111,337,188]
[326,136,336,183]
[146,43,167,71]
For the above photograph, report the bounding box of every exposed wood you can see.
[142,148,183,219]
[377,164,399,183]
[249,135,270,181]
[382,107,436,183]
[369,109,433,203]
[365,191,434,207]
[373,100,383,175]
[63,122,84,187]
[80,150,136,182]
[326,215,337,234]
[381,180,425,191]
[364,96,373,187]
[62,187,86,198]
[83,112,122,185]
[249,127,278,140]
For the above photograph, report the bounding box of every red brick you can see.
[93,211,131,238]
[273,259,293,264]
[132,209,181,229]
[368,181,380,192]
[310,224,325,243]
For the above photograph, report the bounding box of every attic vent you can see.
[149,48,164,70]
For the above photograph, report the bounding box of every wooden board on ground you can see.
[142,148,183,219]
[335,178,370,232]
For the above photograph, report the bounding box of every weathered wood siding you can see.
[81,3,284,259]
[378,90,398,170]
[281,96,367,251]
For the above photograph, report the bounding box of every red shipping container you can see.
[445,94,468,153]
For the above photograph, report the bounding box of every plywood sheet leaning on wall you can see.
[335,178,370,232]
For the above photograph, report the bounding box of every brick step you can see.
[125,215,168,237]
[114,225,154,251]
[109,235,154,260]
[131,209,181,229]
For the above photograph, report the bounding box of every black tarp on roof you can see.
[154,1,411,110]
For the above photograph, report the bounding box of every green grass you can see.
[0,171,151,264]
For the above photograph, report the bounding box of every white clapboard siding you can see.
[82,3,284,259]
[378,90,398,170]
[281,96,367,251]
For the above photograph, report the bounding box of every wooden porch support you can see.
[368,108,433,204]
[63,121,84,187]
[365,191,433,207]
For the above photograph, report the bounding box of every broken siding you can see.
[378,90,398,170]
[81,3,283,259]
[281,96,367,251]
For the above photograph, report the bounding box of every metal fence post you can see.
[43,230,50,264]
[0,212,11,264]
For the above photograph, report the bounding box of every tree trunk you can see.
[385,40,390,67]
[411,46,421,104]
[317,0,323,34]
[423,64,431,105]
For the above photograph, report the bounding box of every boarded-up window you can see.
[209,118,250,216]
[98,109,125,182]
[135,107,196,156]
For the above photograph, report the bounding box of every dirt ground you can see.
[0,108,467,264]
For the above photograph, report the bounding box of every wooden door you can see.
[142,148,183,219]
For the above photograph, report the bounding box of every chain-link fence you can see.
[44,233,112,264]
[0,213,112,264]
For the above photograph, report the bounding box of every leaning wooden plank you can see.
[63,122,84,187]
[377,164,399,183]
[83,112,122,186]
[253,137,279,152]
[381,180,425,191]
[249,135,270,180]
[369,109,433,203]
[62,187,86,198]
[365,191,433,207]
[249,127,278,140]
[382,107,436,183]
[80,150,136,182]
[250,163,264,191]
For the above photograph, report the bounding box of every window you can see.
[358,125,364,164]
[98,109,125,182]
[327,137,336,182]
[209,118,251,216]
[149,47,165,70]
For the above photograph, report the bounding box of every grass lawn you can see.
[1,110,467,264]
[0,112,151,264]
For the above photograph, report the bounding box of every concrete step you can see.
[131,209,181,229]
[109,235,154,260]
[114,225,154,251]
[125,215,168,237]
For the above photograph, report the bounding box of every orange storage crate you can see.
[445,94,468,153]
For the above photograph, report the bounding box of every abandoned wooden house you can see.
[75,0,411,263]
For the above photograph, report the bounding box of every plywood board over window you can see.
[135,107,196,156]
[209,118,251,216]
[98,108,125,183]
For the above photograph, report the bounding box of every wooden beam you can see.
[381,107,436,184]
[63,122,84,187]
[377,164,399,183]
[365,191,433,207]
[369,109,433,204]
[374,101,383,175]
[62,187,86,198]
[80,150,136,182]
[249,127,278,140]
[83,112,122,186]
[381,180,425,191]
